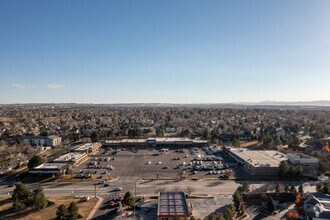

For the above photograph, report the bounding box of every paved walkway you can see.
[87,197,103,220]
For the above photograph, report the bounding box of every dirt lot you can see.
[72,147,235,180]
[0,196,98,220]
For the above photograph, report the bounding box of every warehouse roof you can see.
[229,148,287,167]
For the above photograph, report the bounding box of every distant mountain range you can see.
[236,100,330,106]
[1,100,330,107]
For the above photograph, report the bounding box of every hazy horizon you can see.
[1,0,330,103]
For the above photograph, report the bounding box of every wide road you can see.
[0,177,317,197]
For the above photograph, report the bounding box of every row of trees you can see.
[56,202,79,220]
[12,184,51,211]
[278,161,303,179]
[275,183,304,194]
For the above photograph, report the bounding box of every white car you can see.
[114,187,123,191]
[148,161,152,164]
[157,161,162,165]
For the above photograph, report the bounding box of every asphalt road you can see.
[0,177,317,197]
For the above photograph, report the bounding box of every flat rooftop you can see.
[74,142,100,151]
[104,137,208,144]
[34,163,67,170]
[230,148,287,167]
[157,191,189,217]
[54,152,85,162]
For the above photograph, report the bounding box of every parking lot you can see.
[72,146,236,180]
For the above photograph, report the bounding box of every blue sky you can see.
[1,0,330,103]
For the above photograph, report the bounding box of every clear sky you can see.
[1,0,330,103]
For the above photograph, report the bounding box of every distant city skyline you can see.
[1,0,330,103]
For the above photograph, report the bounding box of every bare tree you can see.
[185,186,195,196]
[174,185,182,192]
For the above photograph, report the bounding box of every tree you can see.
[13,199,26,211]
[56,204,68,220]
[122,191,135,208]
[275,183,282,193]
[12,183,30,202]
[295,193,302,205]
[241,183,250,193]
[298,184,304,194]
[266,197,276,212]
[28,155,44,169]
[106,130,114,138]
[290,185,297,194]
[232,138,240,148]
[90,131,100,142]
[203,128,210,140]
[185,186,195,197]
[224,203,236,220]
[238,201,246,215]
[233,190,242,210]
[68,202,79,220]
[278,161,288,178]
[31,187,48,210]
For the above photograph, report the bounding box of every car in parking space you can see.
[157,161,162,165]
[219,174,229,179]
[162,166,170,169]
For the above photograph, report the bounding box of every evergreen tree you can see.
[31,187,48,210]
[298,184,304,194]
[290,185,297,194]
[68,202,79,220]
[122,191,135,208]
[90,131,100,142]
[266,197,276,212]
[224,203,236,220]
[56,204,68,220]
[28,155,44,169]
[275,183,281,193]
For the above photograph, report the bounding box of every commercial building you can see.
[74,142,102,154]
[53,152,87,166]
[25,135,62,147]
[287,153,318,177]
[29,162,69,175]
[224,147,287,176]
[103,137,209,148]
[157,191,191,220]
[225,147,318,177]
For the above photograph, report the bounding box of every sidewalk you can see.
[86,197,103,220]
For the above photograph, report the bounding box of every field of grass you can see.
[0,196,98,220]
